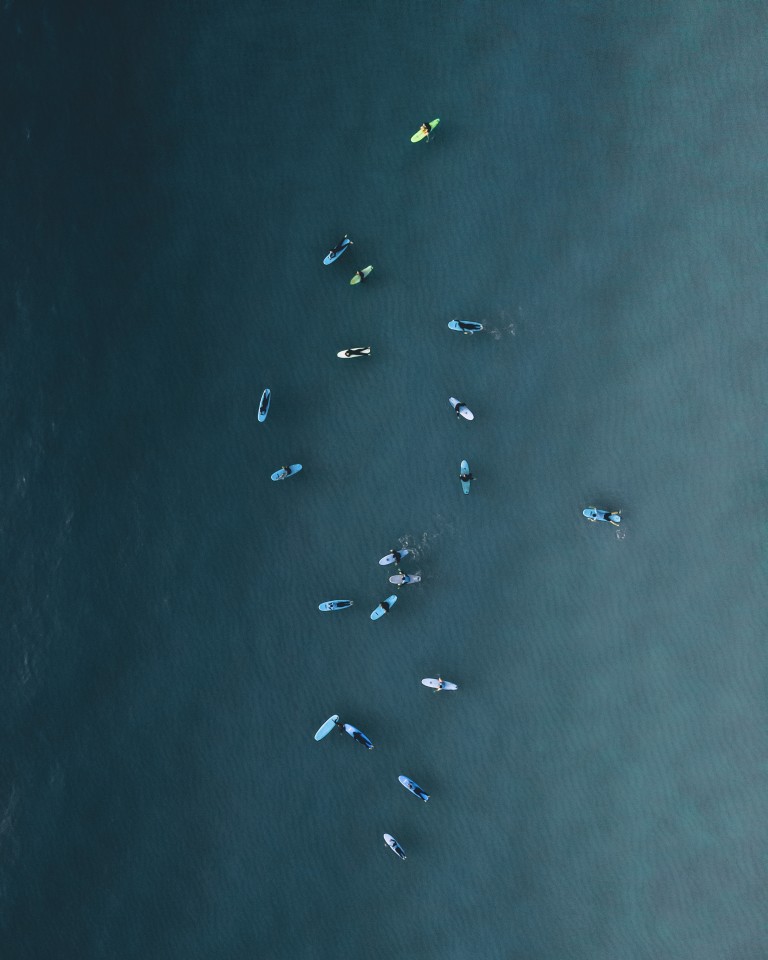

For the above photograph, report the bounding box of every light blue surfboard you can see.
[448,320,483,334]
[371,595,398,620]
[258,388,271,422]
[314,715,339,741]
[460,460,471,495]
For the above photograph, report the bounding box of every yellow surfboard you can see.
[350,266,373,285]
[411,118,440,142]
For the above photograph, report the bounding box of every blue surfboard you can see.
[258,388,271,423]
[271,464,302,481]
[398,775,429,802]
[323,235,352,265]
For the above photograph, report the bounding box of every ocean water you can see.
[1,2,765,958]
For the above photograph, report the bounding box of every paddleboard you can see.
[411,118,440,142]
[343,723,374,749]
[448,320,483,334]
[323,235,352,265]
[449,397,474,421]
[271,464,302,481]
[336,347,371,359]
[379,549,409,566]
[371,595,398,620]
[583,507,621,525]
[318,600,353,612]
[350,266,373,285]
[314,715,339,741]
[422,678,458,691]
[389,573,421,585]
[257,387,271,422]
[460,460,471,495]
[383,834,407,861]
[398,775,429,802]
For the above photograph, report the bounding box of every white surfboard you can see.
[314,715,339,741]
[389,573,421,585]
[421,678,458,691]
[383,834,407,860]
[336,347,371,359]
[448,320,483,334]
[379,549,409,566]
[449,397,474,421]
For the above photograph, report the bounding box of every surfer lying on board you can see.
[328,236,351,259]
[345,347,368,357]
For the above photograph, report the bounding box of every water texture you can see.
[1,2,765,959]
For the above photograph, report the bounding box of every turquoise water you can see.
[2,3,765,958]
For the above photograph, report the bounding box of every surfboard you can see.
[389,573,421,585]
[314,715,339,741]
[448,320,483,334]
[379,549,409,566]
[343,723,374,749]
[460,460,471,495]
[383,834,407,860]
[370,595,398,620]
[398,775,429,801]
[323,235,352,265]
[336,347,371,359]
[449,397,474,421]
[271,464,302,481]
[350,266,373,285]
[421,678,458,691]
[583,507,621,525]
[411,118,440,142]
[318,600,353,612]
[258,387,271,422]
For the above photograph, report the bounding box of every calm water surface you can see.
[1,3,765,958]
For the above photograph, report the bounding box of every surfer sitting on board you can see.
[435,677,445,693]
[354,269,366,283]
[459,471,474,482]
[419,122,432,137]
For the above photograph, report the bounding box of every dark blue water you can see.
[2,3,765,958]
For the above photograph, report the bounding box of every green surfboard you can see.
[350,266,373,285]
[411,118,440,142]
